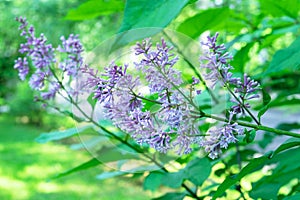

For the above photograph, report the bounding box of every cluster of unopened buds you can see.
[14,17,260,159]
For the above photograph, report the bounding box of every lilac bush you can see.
[13,16,300,200]
[15,17,295,162]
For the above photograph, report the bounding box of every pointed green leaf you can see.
[152,192,186,200]
[52,158,101,179]
[96,171,126,180]
[271,138,300,158]
[87,93,97,109]
[161,170,185,188]
[264,36,300,76]
[259,0,300,19]
[177,7,244,38]
[35,126,91,143]
[61,110,86,122]
[183,157,211,186]
[144,172,164,191]
[212,154,270,199]
[231,42,254,74]
[65,0,124,20]
[114,0,188,48]
[52,145,140,179]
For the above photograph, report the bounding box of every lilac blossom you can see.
[14,57,29,80]
[87,62,128,103]
[201,33,260,116]
[200,123,243,159]
[41,82,61,100]
[200,33,236,88]
[231,74,260,115]
[57,34,84,76]
[16,17,56,71]
[134,38,182,93]
[14,17,83,101]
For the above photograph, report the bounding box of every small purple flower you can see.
[200,123,243,159]
[134,38,182,94]
[172,134,193,155]
[149,131,171,153]
[200,33,236,88]
[14,57,29,81]
[57,34,84,76]
[29,71,47,90]
[41,82,61,100]
[92,63,128,103]
[192,76,200,85]
[231,74,260,115]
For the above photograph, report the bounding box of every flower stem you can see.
[224,81,260,125]
[162,30,219,104]
[202,112,300,138]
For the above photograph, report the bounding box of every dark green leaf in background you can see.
[52,145,140,179]
[65,0,124,20]
[212,154,270,199]
[259,0,300,19]
[263,36,300,76]
[144,172,164,191]
[231,42,254,74]
[52,158,101,179]
[183,157,211,186]
[35,126,91,143]
[177,7,230,38]
[152,192,186,200]
[114,0,189,48]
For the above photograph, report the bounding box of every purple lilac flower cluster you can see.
[200,33,260,116]
[200,122,244,159]
[14,17,84,100]
[14,18,260,159]
[82,39,201,155]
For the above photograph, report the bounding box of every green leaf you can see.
[152,192,186,200]
[243,129,256,143]
[183,157,211,186]
[177,7,244,38]
[114,0,188,48]
[259,0,300,19]
[65,0,124,20]
[52,158,101,179]
[212,154,270,199]
[277,122,300,131]
[257,89,271,122]
[144,172,164,191]
[87,93,97,109]
[96,171,126,180]
[263,36,300,76]
[70,136,108,150]
[283,193,300,200]
[61,110,85,122]
[96,146,140,163]
[35,126,91,143]
[52,146,140,179]
[270,138,300,158]
[177,7,229,38]
[250,167,300,199]
[145,157,211,191]
[214,140,300,199]
[161,170,185,188]
[231,42,254,74]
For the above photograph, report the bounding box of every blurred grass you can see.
[0,115,152,200]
